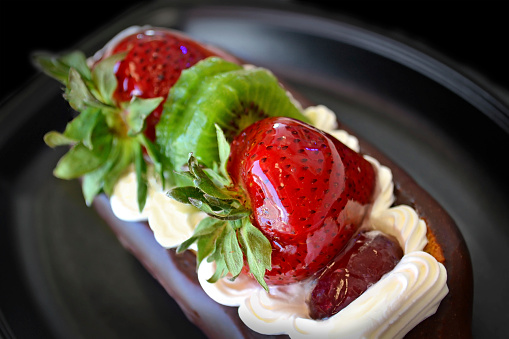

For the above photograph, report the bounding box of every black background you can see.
[1,1,508,105]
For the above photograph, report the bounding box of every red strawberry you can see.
[35,28,237,210]
[227,117,377,285]
[98,28,219,140]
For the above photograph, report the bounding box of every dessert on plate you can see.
[35,26,473,338]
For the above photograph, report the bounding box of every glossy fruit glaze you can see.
[308,230,403,319]
[227,117,377,285]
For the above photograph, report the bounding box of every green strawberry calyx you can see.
[34,50,165,211]
[168,125,272,291]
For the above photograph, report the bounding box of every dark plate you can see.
[1,1,508,338]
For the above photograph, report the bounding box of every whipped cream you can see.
[110,105,448,338]
[110,166,206,248]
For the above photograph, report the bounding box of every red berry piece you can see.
[35,28,225,211]
[308,231,403,319]
[103,28,218,140]
[227,117,377,285]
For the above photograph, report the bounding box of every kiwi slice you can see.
[156,57,309,185]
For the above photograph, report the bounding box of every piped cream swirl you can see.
[110,166,206,248]
[289,252,448,339]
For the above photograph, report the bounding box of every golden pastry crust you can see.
[424,227,446,264]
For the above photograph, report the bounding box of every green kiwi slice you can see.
[156,57,309,185]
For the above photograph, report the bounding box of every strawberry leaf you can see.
[80,139,130,205]
[205,225,231,283]
[60,51,92,82]
[176,217,223,254]
[80,138,136,205]
[82,163,111,206]
[101,139,136,196]
[188,197,220,217]
[134,143,148,212]
[230,219,243,230]
[215,124,230,180]
[171,170,195,186]
[204,167,230,187]
[44,106,103,149]
[222,225,244,279]
[126,96,164,136]
[65,68,103,112]
[188,154,231,200]
[167,186,205,205]
[176,236,198,254]
[44,131,77,148]
[193,218,226,238]
[238,219,271,291]
[44,107,103,149]
[138,134,165,186]
[66,108,102,149]
[188,197,249,221]
[207,255,228,284]
[197,221,227,266]
[92,53,125,105]
[53,132,113,179]
[203,194,235,211]
[33,50,91,85]
[53,143,101,179]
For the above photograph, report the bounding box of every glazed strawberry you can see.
[308,231,403,319]
[34,27,222,211]
[227,117,377,284]
[170,117,377,289]
[100,28,218,140]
